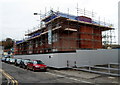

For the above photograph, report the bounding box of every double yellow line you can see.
[0,69,18,85]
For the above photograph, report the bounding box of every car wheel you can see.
[23,66,25,69]
[15,63,17,66]
[32,67,35,72]
[27,66,29,70]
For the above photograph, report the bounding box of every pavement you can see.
[48,69,100,79]
[48,68,119,84]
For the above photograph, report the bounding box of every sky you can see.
[0,0,119,43]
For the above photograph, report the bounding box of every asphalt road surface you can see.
[1,62,119,85]
[1,62,90,85]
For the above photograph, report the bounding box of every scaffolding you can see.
[15,7,116,55]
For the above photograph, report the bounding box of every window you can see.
[52,48,58,52]
[33,61,44,64]
[52,33,58,42]
[35,41,38,47]
[40,41,43,46]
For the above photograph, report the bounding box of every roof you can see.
[66,19,114,31]
[25,10,113,36]
[42,10,113,27]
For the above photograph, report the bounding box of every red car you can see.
[27,60,47,71]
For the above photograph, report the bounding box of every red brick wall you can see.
[15,20,105,54]
[80,25,102,49]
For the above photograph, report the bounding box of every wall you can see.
[80,25,102,49]
[57,53,76,68]
[76,49,118,67]
[15,53,59,68]
[15,19,107,55]
[15,49,118,68]
[59,31,77,51]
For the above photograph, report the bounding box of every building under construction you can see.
[15,10,114,55]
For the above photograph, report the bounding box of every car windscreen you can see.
[17,59,21,61]
[33,61,44,64]
[2,57,5,59]
[24,60,30,63]
[6,58,10,61]
[12,59,15,61]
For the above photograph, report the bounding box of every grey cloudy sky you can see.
[0,0,119,42]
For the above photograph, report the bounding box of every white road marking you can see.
[108,77,115,79]
[46,72,92,83]
[46,72,65,77]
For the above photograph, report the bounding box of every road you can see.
[1,62,91,84]
[1,62,119,85]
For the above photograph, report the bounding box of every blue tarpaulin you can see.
[43,11,112,27]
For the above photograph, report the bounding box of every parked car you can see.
[5,58,11,63]
[19,59,30,69]
[1,57,6,62]
[3,55,9,58]
[9,58,15,64]
[15,58,22,66]
[27,60,47,71]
